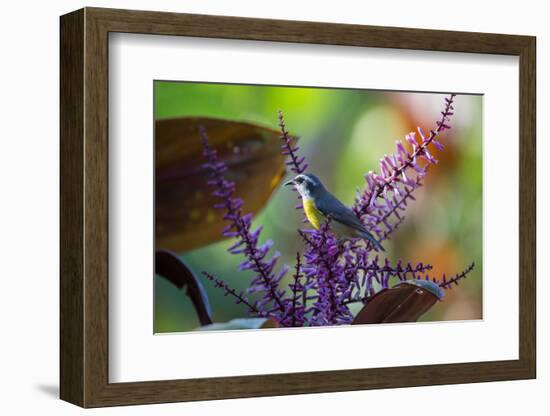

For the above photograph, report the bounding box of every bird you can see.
[285,173,384,251]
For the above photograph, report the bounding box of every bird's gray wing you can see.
[315,192,385,251]
[315,192,368,232]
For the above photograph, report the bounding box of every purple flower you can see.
[199,127,289,319]
[278,110,308,175]
[299,220,354,325]
[353,94,457,243]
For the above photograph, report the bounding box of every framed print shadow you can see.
[60,7,536,408]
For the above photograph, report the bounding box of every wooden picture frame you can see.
[60,7,536,408]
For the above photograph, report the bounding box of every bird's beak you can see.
[284,179,295,186]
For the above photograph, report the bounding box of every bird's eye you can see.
[295,177,303,184]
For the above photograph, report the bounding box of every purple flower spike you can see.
[354,94,457,243]
[298,220,354,325]
[200,127,289,319]
[202,271,261,314]
[278,110,308,175]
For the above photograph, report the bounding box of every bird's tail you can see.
[360,231,385,252]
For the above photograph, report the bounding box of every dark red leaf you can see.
[352,280,442,325]
[156,117,292,252]
[155,249,213,326]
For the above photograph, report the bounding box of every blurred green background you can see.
[154,81,483,333]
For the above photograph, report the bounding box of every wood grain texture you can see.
[59,7,537,408]
[59,8,84,406]
[518,37,537,377]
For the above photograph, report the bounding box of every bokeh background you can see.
[154,81,483,333]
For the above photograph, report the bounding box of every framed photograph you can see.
[60,7,536,408]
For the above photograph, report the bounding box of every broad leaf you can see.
[352,279,443,325]
[155,249,213,326]
[155,117,293,252]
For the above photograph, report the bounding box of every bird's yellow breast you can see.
[303,198,324,230]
